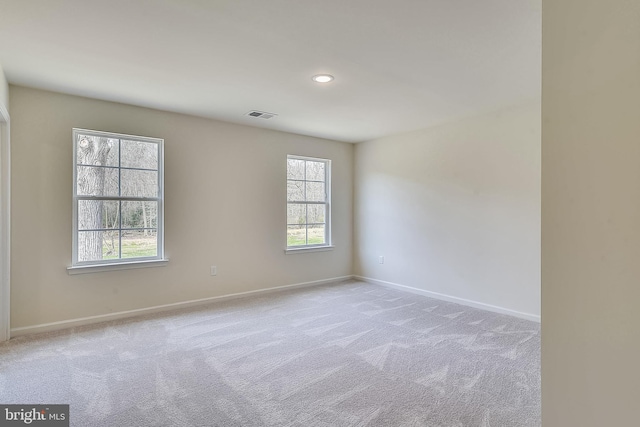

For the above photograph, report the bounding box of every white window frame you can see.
[68,128,166,273]
[0,102,11,341]
[286,155,333,253]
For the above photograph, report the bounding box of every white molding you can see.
[285,245,334,254]
[67,259,169,275]
[9,275,354,337]
[355,275,541,323]
[8,274,540,337]
[0,102,10,342]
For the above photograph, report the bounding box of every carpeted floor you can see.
[0,280,540,426]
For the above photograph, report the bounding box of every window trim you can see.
[69,128,166,271]
[67,259,168,275]
[286,154,332,251]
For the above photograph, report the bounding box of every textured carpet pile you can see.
[0,280,540,426]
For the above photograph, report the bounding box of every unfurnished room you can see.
[1,0,640,426]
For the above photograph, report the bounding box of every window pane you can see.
[122,229,157,258]
[121,169,158,197]
[287,225,306,246]
[306,161,325,181]
[76,135,119,167]
[78,200,119,230]
[121,140,158,170]
[102,230,121,260]
[78,230,120,262]
[76,166,118,196]
[287,159,305,180]
[308,224,326,245]
[306,182,325,202]
[122,201,158,229]
[287,181,304,202]
[73,130,164,267]
[308,204,326,224]
[287,204,306,225]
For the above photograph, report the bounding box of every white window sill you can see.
[67,259,169,275]
[285,245,334,254]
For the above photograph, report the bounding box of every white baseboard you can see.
[9,274,539,337]
[10,275,354,338]
[355,275,540,323]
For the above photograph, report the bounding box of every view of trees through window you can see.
[287,156,329,247]
[74,130,162,264]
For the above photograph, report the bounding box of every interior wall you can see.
[542,0,640,425]
[9,85,353,329]
[354,102,540,318]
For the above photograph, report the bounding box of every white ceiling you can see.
[0,0,541,143]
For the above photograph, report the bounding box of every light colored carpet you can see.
[0,280,540,426]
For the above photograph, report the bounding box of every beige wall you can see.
[0,65,7,111]
[542,0,640,425]
[354,102,540,318]
[10,85,353,328]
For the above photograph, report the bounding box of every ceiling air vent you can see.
[246,110,278,120]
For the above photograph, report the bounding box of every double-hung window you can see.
[70,128,164,269]
[286,155,331,250]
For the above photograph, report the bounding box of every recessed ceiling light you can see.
[312,74,334,83]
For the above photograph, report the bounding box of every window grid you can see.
[72,128,164,267]
[118,140,122,258]
[76,164,158,172]
[286,155,331,248]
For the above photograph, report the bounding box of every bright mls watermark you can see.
[0,405,68,426]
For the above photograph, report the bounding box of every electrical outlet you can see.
[210,266,217,276]
[379,256,384,264]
